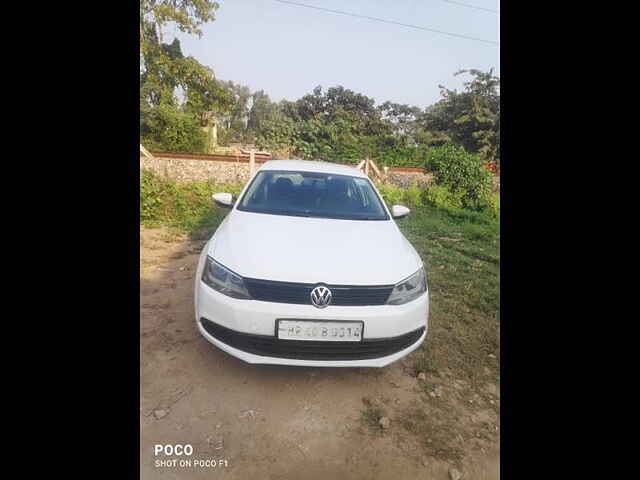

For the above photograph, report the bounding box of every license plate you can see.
[277,320,364,342]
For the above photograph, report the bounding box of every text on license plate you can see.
[277,320,363,342]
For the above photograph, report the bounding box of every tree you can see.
[257,86,394,161]
[140,1,233,152]
[378,101,423,146]
[140,0,220,48]
[291,86,386,135]
[219,81,252,139]
[421,69,500,166]
[247,90,279,135]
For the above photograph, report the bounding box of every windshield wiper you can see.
[244,208,385,220]
[261,209,312,218]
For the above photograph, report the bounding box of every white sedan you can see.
[194,160,428,367]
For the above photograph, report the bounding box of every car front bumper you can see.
[195,281,428,367]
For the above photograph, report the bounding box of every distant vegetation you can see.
[140,1,500,171]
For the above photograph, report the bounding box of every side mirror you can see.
[212,192,234,208]
[391,204,410,219]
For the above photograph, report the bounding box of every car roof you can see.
[257,159,367,178]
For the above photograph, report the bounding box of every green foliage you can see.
[422,69,500,166]
[424,185,464,210]
[140,0,220,41]
[376,183,404,206]
[377,180,499,218]
[376,183,425,208]
[140,169,166,222]
[247,90,280,135]
[426,144,492,210]
[255,72,499,169]
[140,1,234,153]
[140,169,243,234]
[403,185,425,207]
[257,86,425,164]
[140,103,207,153]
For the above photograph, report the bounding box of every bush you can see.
[140,169,244,232]
[403,185,425,207]
[376,183,425,208]
[140,103,207,153]
[425,144,492,210]
[376,183,404,206]
[140,169,166,222]
[424,185,464,210]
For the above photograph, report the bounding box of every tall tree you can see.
[140,1,233,152]
[421,69,500,165]
[140,0,219,48]
[247,90,279,135]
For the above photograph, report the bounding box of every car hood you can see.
[208,210,422,285]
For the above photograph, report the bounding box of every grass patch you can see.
[360,397,388,434]
[395,205,500,390]
[397,407,465,463]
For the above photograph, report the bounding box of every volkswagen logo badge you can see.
[310,285,332,308]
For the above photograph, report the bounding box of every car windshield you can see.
[236,170,389,221]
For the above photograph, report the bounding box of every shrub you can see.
[425,144,492,210]
[376,183,425,208]
[140,169,166,222]
[403,185,425,207]
[424,185,464,210]
[376,183,404,206]
[140,169,244,232]
[140,103,207,153]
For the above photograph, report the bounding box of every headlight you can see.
[386,267,427,305]
[201,257,252,299]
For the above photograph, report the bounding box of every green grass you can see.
[396,205,500,387]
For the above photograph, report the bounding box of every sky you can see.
[170,0,500,109]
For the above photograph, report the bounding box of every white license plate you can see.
[277,320,364,342]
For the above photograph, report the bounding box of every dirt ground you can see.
[140,227,499,479]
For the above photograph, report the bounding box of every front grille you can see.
[200,318,425,361]
[244,278,393,306]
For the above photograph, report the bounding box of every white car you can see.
[195,160,428,367]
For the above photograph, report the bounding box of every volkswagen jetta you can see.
[194,160,428,367]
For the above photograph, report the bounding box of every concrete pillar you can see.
[249,150,256,176]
